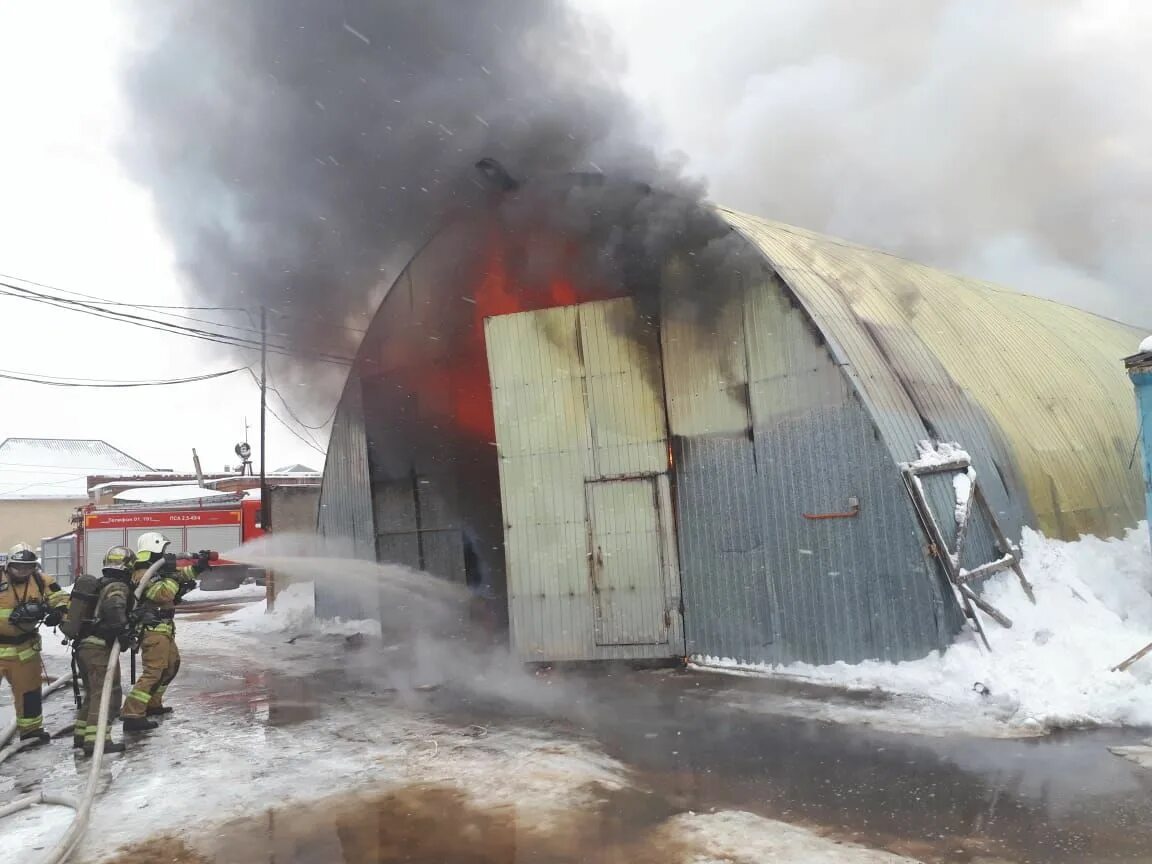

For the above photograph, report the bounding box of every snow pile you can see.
[706,524,1152,733]
[1140,334,1152,353]
[952,468,974,525]
[182,582,266,602]
[224,580,380,637]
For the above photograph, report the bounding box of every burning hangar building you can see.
[317,176,1146,667]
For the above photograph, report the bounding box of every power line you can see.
[0,282,275,354]
[0,474,90,497]
[0,280,354,366]
[267,374,337,430]
[0,367,245,388]
[0,279,342,361]
[277,394,337,431]
[270,387,333,437]
[246,369,327,451]
[111,307,286,339]
[0,271,368,334]
[0,270,247,311]
[0,283,318,359]
[266,306,368,335]
[0,270,287,337]
[0,463,123,475]
[265,401,328,456]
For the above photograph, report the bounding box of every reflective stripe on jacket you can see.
[0,575,66,642]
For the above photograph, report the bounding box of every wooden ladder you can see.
[901,449,1035,651]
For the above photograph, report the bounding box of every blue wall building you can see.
[1127,345,1152,546]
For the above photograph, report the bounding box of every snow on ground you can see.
[224,580,381,636]
[661,811,915,864]
[1110,737,1152,769]
[698,524,1152,736]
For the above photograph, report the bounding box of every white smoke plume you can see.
[585,0,1152,327]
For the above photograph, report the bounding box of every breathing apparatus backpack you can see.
[59,573,106,641]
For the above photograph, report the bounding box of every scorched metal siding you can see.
[669,270,951,666]
[486,299,683,661]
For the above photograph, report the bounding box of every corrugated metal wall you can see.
[316,380,375,620]
[486,299,684,661]
[667,269,954,665]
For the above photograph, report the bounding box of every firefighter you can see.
[0,543,68,745]
[72,546,136,756]
[121,532,210,731]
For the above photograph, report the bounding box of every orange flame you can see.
[390,231,620,445]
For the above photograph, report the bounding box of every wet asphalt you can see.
[181,622,1152,864]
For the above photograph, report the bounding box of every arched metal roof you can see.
[721,210,1145,539]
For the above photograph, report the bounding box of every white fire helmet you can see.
[136,532,171,557]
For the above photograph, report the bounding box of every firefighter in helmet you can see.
[121,532,210,731]
[0,543,68,744]
[72,546,136,755]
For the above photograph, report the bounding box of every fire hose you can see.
[0,556,166,863]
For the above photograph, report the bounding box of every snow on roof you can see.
[114,485,235,504]
[0,438,154,500]
[272,463,319,475]
[1141,334,1152,353]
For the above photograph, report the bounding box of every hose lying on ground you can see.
[0,557,165,864]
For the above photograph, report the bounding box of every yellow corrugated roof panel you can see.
[720,209,1146,539]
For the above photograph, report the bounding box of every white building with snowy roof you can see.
[0,437,153,551]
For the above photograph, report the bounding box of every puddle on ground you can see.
[105,783,696,864]
[196,672,322,727]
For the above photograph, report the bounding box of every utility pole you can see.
[259,306,269,531]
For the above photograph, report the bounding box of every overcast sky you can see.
[1,1,1149,480]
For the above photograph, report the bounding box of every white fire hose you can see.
[0,556,166,863]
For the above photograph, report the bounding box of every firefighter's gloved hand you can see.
[43,607,64,628]
[192,550,212,575]
[117,631,133,652]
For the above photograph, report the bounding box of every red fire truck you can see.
[44,490,266,590]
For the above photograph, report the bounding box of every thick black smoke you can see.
[122,1,698,360]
